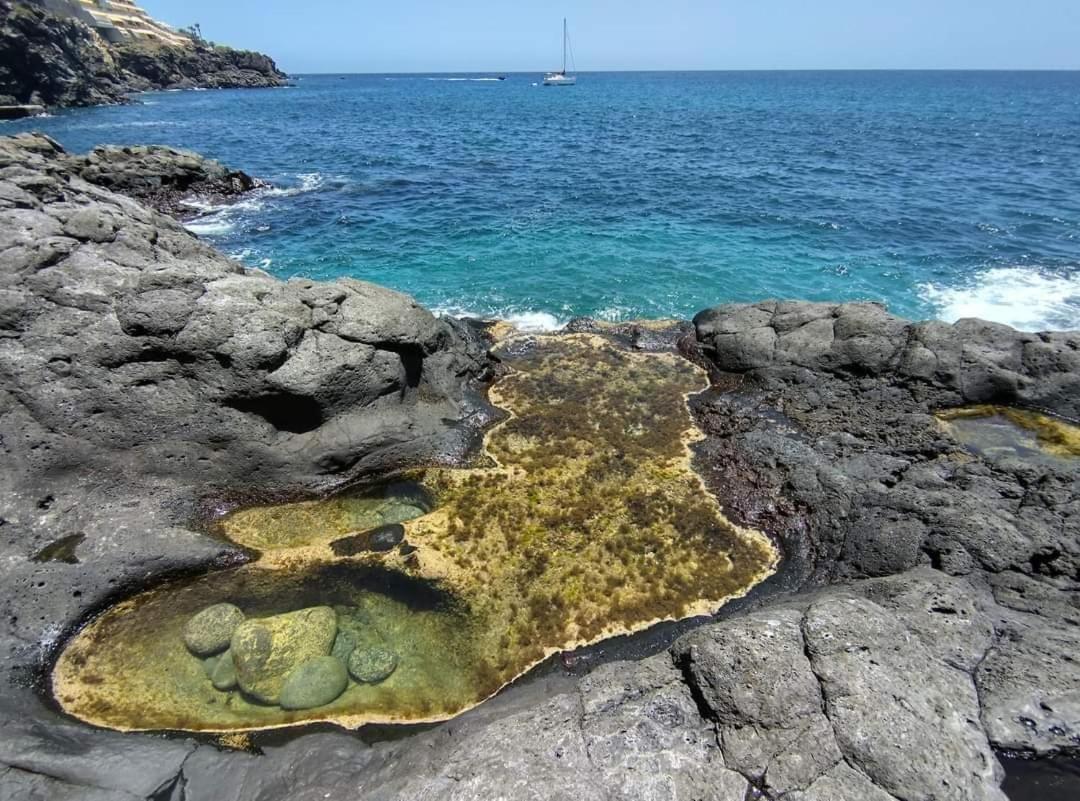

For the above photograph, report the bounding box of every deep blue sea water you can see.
[6,71,1080,330]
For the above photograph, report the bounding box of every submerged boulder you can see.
[230,607,337,704]
[348,645,399,684]
[183,603,245,657]
[209,649,238,691]
[279,656,349,711]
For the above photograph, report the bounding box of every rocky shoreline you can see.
[0,0,287,109]
[0,131,1078,799]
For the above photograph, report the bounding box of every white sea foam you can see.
[433,306,567,332]
[184,217,235,236]
[919,267,1080,332]
[504,311,565,331]
[265,172,327,197]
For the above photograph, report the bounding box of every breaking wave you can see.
[919,267,1080,332]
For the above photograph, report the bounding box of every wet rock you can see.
[330,524,405,556]
[231,607,337,704]
[279,656,349,711]
[330,629,357,663]
[66,144,264,219]
[210,650,238,691]
[183,603,245,657]
[348,645,399,684]
[202,653,221,678]
[378,504,426,526]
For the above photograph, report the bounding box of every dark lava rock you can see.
[0,130,497,800]
[64,144,265,219]
[0,1,287,110]
[0,0,131,107]
[112,39,287,94]
[330,524,406,556]
[278,656,348,711]
[183,603,245,657]
[347,646,398,684]
[2,129,1077,799]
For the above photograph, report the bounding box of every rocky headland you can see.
[0,0,287,110]
[0,130,1078,800]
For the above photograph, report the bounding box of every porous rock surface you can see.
[0,132,1078,800]
[0,131,494,798]
[64,143,265,218]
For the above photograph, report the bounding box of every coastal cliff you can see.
[0,0,286,109]
[0,133,1077,799]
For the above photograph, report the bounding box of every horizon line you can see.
[287,67,1080,75]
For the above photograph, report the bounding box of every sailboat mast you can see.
[562,18,567,74]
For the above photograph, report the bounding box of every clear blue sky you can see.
[142,1,1080,73]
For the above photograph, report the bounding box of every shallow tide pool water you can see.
[53,334,777,732]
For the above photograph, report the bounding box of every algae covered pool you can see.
[52,333,778,733]
[937,405,1080,465]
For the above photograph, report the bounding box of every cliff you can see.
[0,0,287,108]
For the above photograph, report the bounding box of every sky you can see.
[141,1,1080,74]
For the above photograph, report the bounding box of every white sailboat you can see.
[543,19,577,86]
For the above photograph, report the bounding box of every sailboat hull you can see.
[543,74,577,86]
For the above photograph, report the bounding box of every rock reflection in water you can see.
[937,405,1080,464]
[53,333,777,732]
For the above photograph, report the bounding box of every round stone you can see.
[230,606,337,704]
[183,603,245,657]
[210,650,238,691]
[330,629,357,663]
[278,656,348,710]
[348,645,399,684]
[365,523,405,552]
[379,504,426,525]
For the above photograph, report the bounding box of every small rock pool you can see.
[51,334,778,733]
[936,405,1080,465]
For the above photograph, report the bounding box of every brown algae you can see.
[53,333,777,733]
[937,405,1080,463]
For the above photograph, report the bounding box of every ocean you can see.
[7,71,1080,331]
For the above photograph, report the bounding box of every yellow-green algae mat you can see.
[937,405,1080,463]
[53,333,778,733]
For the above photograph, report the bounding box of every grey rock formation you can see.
[0,131,493,798]
[0,133,1077,801]
[64,143,264,218]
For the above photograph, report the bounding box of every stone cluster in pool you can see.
[182,603,399,711]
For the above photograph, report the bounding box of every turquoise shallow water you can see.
[7,71,1080,330]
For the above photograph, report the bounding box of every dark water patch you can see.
[1001,754,1080,801]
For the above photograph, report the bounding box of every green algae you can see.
[33,532,85,564]
[53,333,777,733]
[221,482,432,552]
[937,405,1080,464]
